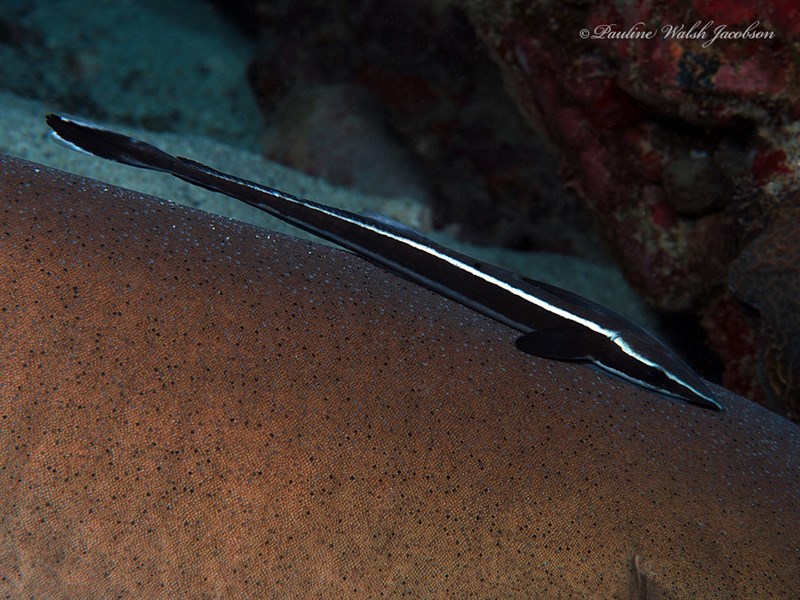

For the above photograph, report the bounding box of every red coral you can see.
[692,0,757,25]
[752,148,791,184]
[701,294,764,402]
[468,0,800,415]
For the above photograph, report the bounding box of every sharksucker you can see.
[45,113,721,411]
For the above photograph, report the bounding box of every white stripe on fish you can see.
[45,113,722,411]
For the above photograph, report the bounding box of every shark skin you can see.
[0,155,798,598]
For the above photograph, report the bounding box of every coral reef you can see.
[458,0,800,416]
[730,194,800,420]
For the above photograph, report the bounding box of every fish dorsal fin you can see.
[359,210,429,242]
[521,276,610,314]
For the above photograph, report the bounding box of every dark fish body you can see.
[45,114,721,410]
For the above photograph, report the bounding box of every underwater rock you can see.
[261,84,434,206]
[241,0,590,254]
[700,292,765,404]
[0,0,263,148]
[457,0,800,415]
[1,154,799,597]
[730,194,800,421]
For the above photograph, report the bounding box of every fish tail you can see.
[45,114,181,173]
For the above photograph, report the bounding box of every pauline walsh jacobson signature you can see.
[581,21,774,48]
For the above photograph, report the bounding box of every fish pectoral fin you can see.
[514,326,596,361]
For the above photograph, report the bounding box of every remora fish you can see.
[45,113,721,411]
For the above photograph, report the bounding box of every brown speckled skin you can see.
[0,155,798,598]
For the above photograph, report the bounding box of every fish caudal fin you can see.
[46,114,180,173]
